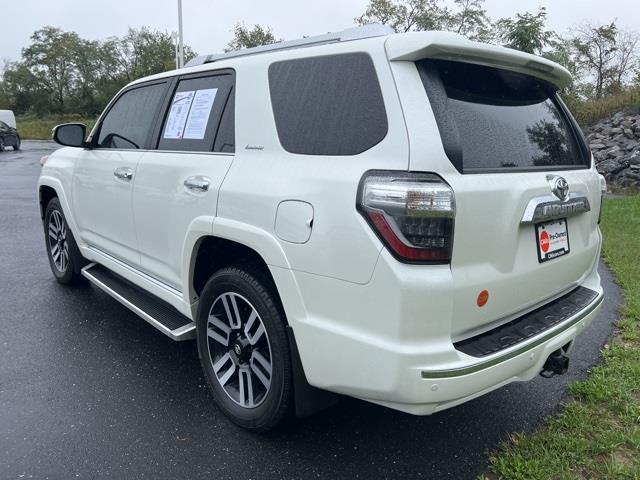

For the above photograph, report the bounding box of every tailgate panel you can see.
[444,169,601,340]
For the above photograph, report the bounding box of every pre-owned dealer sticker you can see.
[536,218,570,263]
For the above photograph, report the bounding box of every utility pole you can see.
[172,32,179,70]
[177,0,184,68]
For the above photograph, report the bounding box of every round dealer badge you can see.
[540,230,550,252]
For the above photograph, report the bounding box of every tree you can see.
[1,62,42,114]
[356,0,443,33]
[1,26,197,116]
[445,0,493,42]
[225,24,280,52]
[570,22,637,99]
[496,8,555,55]
[21,26,82,112]
[356,0,493,41]
[104,27,196,84]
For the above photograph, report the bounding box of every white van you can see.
[39,25,605,431]
[0,110,16,129]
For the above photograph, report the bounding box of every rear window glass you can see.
[269,53,388,156]
[417,59,588,173]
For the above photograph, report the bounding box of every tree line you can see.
[358,1,640,103]
[1,0,638,118]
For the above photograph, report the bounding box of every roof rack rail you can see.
[185,24,394,68]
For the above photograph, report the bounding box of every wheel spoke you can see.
[53,211,62,232]
[51,244,60,260]
[250,350,272,389]
[244,310,265,345]
[48,224,58,239]
[238,369,254,407]
[221,293,243,329]
[212,352,236,386]
[207,315,231,346]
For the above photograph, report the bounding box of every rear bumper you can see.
[283,246,603,415]
[379,290,602,415]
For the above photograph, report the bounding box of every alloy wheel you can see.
[206,292,273,408]
[48,210,69,273]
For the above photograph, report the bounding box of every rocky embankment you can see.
[585,111,640,188]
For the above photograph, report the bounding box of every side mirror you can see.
[52,123,87,147]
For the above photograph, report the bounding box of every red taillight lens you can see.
[357,171,455,264]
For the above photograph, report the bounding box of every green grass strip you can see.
[483,195,640,480]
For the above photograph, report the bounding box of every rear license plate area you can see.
[536,218,570,263]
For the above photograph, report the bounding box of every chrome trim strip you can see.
[521,191,591,224]
[81,263,196,341]
[421,291,603,379]
[86,246,182,298]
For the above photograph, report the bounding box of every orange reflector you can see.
[477,290,489,307]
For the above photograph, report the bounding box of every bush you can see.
[16,114,97,140]
[566,88,640,126]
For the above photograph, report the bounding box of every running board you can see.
[82,263,196,341]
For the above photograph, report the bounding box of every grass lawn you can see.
[16,114,97,140]
[483,195,640,480]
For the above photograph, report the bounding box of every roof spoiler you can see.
[385,31,572,89]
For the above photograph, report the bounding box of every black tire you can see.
[0,138,4,152]
[13,135,20,151]
[44,198,87,285]
[196,266,293,432]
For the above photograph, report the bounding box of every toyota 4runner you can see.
[38,25,606,431]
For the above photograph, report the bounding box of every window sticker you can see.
[163,90,195,139]
[183,88,218,140]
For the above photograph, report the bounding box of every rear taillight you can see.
[598,174,606,224]
[357,171,455,263]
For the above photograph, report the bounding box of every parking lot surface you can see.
[0,141,622,479]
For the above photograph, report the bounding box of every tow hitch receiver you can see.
[540,348,570,378]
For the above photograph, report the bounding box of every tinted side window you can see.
[158,74,233,152]
[97,82,167,149]
[269,53,388,156]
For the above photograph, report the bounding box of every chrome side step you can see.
[82,263,196,341]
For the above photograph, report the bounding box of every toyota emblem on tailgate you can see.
[548,175,569,201]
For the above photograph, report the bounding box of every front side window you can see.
[158,74,234,153]
[97,82,167,149]
[417,59,588,173]
[268,53,388,156]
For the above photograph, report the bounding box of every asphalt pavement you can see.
[0,141,623,479]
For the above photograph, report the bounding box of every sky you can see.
[2,0,639,63]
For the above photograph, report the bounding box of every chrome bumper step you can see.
[82,263,195,341]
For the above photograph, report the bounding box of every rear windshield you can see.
[417,59,588,173]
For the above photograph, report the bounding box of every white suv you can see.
[39,25,605,431]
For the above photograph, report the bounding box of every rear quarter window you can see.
[417,59,589,173]
[268,53,388,156]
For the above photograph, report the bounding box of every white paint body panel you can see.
[37,29,604,415]
[132,151,233,290]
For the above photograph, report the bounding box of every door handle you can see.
[184,176,210,193]
[114,167,134,181]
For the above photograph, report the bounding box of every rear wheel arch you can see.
[190,236,285,317]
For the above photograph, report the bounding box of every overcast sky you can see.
[2,0,639,63]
